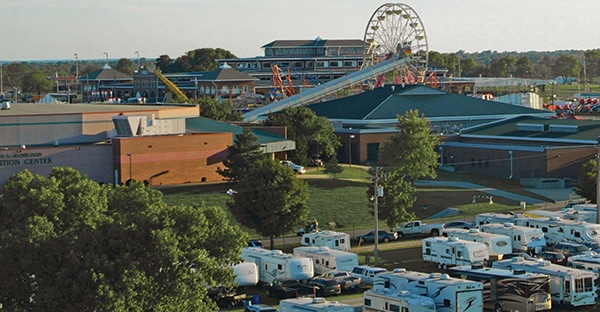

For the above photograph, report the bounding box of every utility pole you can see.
[371,167,384,265]
[596,146,600,224]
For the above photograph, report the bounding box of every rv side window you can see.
[457,250,463,258]
[364,298,371,306]
[565,280,571,293]
[425,241,431,247]
[303,237,310,244]
[445,248,451,255]
[425,248,431,255]
[325,260,329,266]
[278,264,282,270]
[335,241,339,247]
[315,259,320,264]
[444,299,451,307]
[574,231,581,238]
[516,235,521,241]
[390,304,400,312]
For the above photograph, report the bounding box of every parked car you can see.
[551,242,594,259]
[319,270,362,292]
[280,160,306,174]
[580,241,600,253]
[305,277,342,297]
[500,253,536,261]
[536,251,567,265]
[443,220,478,230]
[350,265,388,285]
[355,230,398,243]
[247,240,263,248]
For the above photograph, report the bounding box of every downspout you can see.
[439,146,444,166]
[508,150,513,180]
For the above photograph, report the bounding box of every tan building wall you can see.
[112,133,232,186]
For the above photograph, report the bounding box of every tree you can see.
[198,96,242,121]
[115,58,137,75]
[0,167,247,311]
[378,110,440,184]
[264,107,341,165]
[217,128,266,183]
[573,159,597,203]
[323,155,344,179]
[227,158,309,249]
[514,56,533,78]
[488,55,516,77]
[369,169,417,229]
[552,54,579,82]
[22,69,53,95]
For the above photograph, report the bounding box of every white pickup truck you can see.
[394,220,444,239]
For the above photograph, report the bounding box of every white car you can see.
[280,160,306,174]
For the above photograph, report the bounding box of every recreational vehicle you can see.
[568,252,600,275]
[474,212,525,226]
[479,223,546,254]
[232,262,259,286]
[293,246,358,275]
[526,209,596,223]
[279,297,354,312]
[449,265,552,312]
[519,216,600,245]
[442,228,513,257]
[374,268,483,312]
[241,247,314,283]
[422,236,489,270]
[301,230,351,251]
[363,287,436,312]
[492,257,597,307]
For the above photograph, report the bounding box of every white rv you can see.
[442,228,513,257]
[492,257,598,307]
[232,262,258,286]
[374,268,483,312]
[301,230,351,251]
[363,287,436,312]
[527,209,596,223]
[479,223,546,254]
[518,216,600,245]
[568,252,600,275]
[293,246,358,275]
[474,212,524,226]
[422,236,489,270]
[241,247,314,283]
[279,297,354,312]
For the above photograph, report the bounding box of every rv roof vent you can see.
[271,250,283,256]
[513,269,527,275]
[312,297,326,304]
[318,246,330,251]
[468,229,480,233]
[393,268,407,273]
[449,237,459,242]
[503,223,513,227]
[549,216,561,221]
[511,257,524,262]
[429,272,441,278]
[398,290,410,296]
[440,274,450,280]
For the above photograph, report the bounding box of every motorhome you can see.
[474,212,525,226]
[526,209,596,223]
[479,223,546,254]
[241,247,314,284]
[279,297,354,312]
[568,252,600,275]
[449,265,552,312]
[301,230,351,251]
[518,216,600,245]
[363,287,436,312]
[441,228,513,257]
[492,257,597,307]
[422,236,489,270]
[374,268,483,312]
[232,262,258,287]
[293,246,358,275]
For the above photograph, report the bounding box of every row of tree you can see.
[3,48,599,100]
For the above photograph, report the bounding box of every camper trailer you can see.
[568,252,600,275]
[474,212,525,226]
[422,236,489,270]
[442,228,512,257]
[301,230,351,251]
[479,223,546,254]
[293,246,358,275]
[363,287,436,312]
[279,297,354,312]
[492,257,597,307]
[374,268,483,312]
[519,216,600,245]
[527,209,596,223]
[449,265,552,312]
[241,247,314,283]
[232,262,259,287]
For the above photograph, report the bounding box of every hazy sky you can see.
[2,0,598,62]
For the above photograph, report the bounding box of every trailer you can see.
[422,236,489,270]
[279,297,354,312]
[492,257,597,307]
[479,223,546,254]
[232,261,259,286]
[363,287,436,312]
[241,247,314,284]
[374,268,483,312]
[568,252,600,275]
[301,230,351,251]
[474,212,524,226]
[441,228,512,257]
[519,216,600,245]
[449,265,552,312]
[293,246,358,275]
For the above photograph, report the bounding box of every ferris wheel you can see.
[362,3,429,84]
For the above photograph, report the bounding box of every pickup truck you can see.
[319,270,362,291]
[263,277,316,299]
[350,265,388,285]
[394,220,444,239]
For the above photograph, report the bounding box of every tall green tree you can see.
[514,56,533,78]
[198,97,242,121]
[227,158,309,249]
[573,159,597,204]
[264,106,341,165]
[368,169,417,229]
[0,167,246,311]
[552,54,579,82]
[488,55,516,77]
[217,128,266,183]
[115,58,137,75]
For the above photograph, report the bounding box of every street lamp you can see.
[126,153,132,181]
[135,51,140,69]
[349,134,355,167]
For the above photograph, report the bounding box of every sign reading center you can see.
[0,152,53,167]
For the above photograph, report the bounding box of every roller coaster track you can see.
[242,55,412,122]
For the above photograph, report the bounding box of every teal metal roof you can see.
[308,85,550,121]
[185,117,286,144]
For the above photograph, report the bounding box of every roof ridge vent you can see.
[517,123,546,132]
[549,124,578,133]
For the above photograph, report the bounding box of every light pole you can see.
[349,134,355,167]
[135,51,140,69]
[126,153,132,181]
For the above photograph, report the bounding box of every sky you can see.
[2,0,599,62]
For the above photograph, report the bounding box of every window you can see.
[278,264,282,270]
[364,298,371,306]
[344,60,355,67]
[329,61,340,67]
[292,61,303,68]
[390,304,400,312]
[316,61,326,68]
[457,250,463,258]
